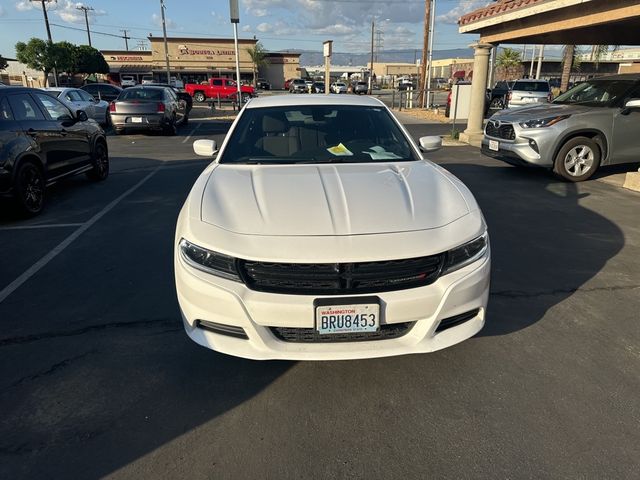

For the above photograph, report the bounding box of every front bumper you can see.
[481,123,561,168]
[175,246,491,361]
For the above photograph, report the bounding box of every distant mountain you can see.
[293,48,475,67]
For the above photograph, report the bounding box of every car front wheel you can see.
[553,136,601,182]
[15,161,45,216]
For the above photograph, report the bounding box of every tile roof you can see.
[459,0,546,26]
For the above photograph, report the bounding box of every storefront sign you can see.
[177,45,235,57]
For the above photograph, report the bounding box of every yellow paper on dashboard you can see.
[327,143,353,156]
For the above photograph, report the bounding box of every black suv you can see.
[0,87,109,216]
[81,83,123,103]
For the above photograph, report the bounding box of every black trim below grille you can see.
[196,320,248,339]
[485,122,516,140]
[435,309,480,333]
[270,322,415,343]
[238,254,445,295]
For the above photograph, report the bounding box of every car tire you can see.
[553,136,601,182]
[194,92,206,103]
[489,98,504,110]
[86,140,109,181]
[164,116,177,136]
[182,114,189,126]
[14,160,45,216]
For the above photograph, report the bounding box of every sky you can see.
[0,0,492,59]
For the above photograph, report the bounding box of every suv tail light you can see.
[109,102,116,112]
[157,102,165,113]
[447,91,452,106]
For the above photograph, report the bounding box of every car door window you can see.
[7,94,46,121]
[33,93,73,121]
[83,85,97,94]
[78,90,96,102]
[0,97,14,121]
[212,79,223,86]
[66,90,84,102]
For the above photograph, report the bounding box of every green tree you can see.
[246,42,269,87]
[0,54,8,71]
[51,41,76,75]
[71,45,109,78]
[15,38,55,85]
[495,47,522,68]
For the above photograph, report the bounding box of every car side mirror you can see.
[418,136,442,153]
[622,98,640,114]
[193,139,218,157]
[76,110,88,122]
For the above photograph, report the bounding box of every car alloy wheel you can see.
[87,142,109,181]
[194,92,206,103]
[16,162,45,215]
[564,145,595,177]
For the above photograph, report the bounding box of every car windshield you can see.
[512,81,549,92]
[221,105,418,164]
[118,88,164,101]
[553,80,635,107]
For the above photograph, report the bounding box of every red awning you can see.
[453,70,466,78]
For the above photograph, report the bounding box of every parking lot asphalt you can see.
[1,114,639,480]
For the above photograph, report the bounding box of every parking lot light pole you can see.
[230,0,242,106]
[323,40,332,95]
[160,0,171,84]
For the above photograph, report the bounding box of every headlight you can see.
[519,115,570,129]
[179,239,241,281]
[442,232,489,274]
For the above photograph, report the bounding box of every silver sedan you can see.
[42,87,110,125]
[110,86,187,135]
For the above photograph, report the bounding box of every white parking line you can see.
[181,122,202,144]
[0,167,161,304]
[0,223,84,231]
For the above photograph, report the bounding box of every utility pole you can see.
[418,0,431,108]
[229,0,242,105]
[529,45,536,78]
[121,30,130,51]
[30,0,58,86]
[368,19,374,94]
[76,5,94,46]
[159,0,171,84]
[425,0,436,108]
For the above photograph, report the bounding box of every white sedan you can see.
[331,82,348,94]
[175,95,490,360]
[41,87,110,125]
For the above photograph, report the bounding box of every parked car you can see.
[109,86,187,135]
[120,75,137,87]
[487,81,514,111]
[41,87,110,125]
[144,83,193,118]
[81,83,123,103]
[330,82,347,94]
[507,79,552,107]
[397,78,414,91]
[141,76,154,85]
[0,87,109,215]
[352,81,368,94]
[284,78,295,90]
[482,74,640,181]
[289,79,308,93]
[176,95,490,360]
[185,77,255,103]
[257,78,271,90]
[311,82,325,93]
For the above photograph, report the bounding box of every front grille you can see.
[270,322,415,343]
[238,254,445,295]
[485,122,516,140]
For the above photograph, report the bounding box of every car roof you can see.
[246,94,385,109]
[513,79,549,82]
[122,85,167,90]
[587,73,640,81]
[82,83,122,88]
[0,86,52,95]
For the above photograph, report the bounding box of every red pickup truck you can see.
[185,78,255,103]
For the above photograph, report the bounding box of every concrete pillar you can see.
[460,42,493,147]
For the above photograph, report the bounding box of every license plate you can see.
[315,298,380,335]
[489,140,499,151]
[131,117,143,123]
[523,97,535,103]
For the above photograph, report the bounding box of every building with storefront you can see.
[101,36,300,88]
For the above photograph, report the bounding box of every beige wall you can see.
[149,38,255,72]
[619,62,640,74]
[260,55,300,89]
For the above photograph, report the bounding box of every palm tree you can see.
[246,42,268,87]
[495,48,522,68]
[560,45,575,93]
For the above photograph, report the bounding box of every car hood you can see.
[200,162,470,236]
[492,103,592,122]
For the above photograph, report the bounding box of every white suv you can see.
[508,79,552,107]
[175,95,490,360]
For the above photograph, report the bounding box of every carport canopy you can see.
[457,0,640,146]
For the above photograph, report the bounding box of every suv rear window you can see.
[513,81,550,92]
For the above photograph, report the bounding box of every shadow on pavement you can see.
[441,162,625,337]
